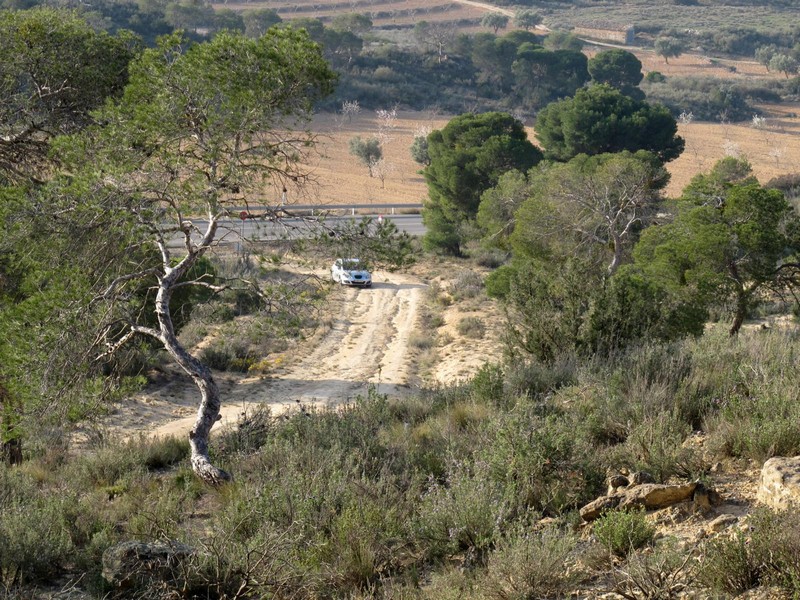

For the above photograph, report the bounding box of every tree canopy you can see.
[0,8,137,183]
[513,9,542,31]
[39,28,337,483]
[634,166,800,335]
[587,49,644,98]
[534,84,685,163]
[510,151,668,275]
[654,36,686,64]
[512,45,589,110]
[481,13,509,34]
[423,112,542,255]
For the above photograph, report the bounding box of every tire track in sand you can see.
[145,271,426,438]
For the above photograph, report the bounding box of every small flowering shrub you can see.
[482,525,583,599]
[416,460,505,560]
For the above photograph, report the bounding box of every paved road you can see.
[168,214,425,247]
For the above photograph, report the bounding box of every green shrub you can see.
[450,270,483,300]
[469,363,506,406]
[177,319,209,349]
[217,404,273,456]
[0,496,74,585]
[698,530,761,595]
[416,461,504,560]
[481,410,604,517]
[70,443,146,488]
[472,248,508,269]
[504,356,577,399]
[700,507,800,596]
[482,525,584,600]
[409,330,436,350]
[593,509,655,557]
[484,264,514,299]
[701,332,800,461]
[182,519,305,600]
[456,316,485,339]
[142,435,190,470]
[612,540,694,599]
[613,411,698,482]
[200,346,234,370]
[419,304,445,329]
[200,341,257,373]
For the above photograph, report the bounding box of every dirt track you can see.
[112,270,426,438]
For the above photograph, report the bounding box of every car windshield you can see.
[342,260,362,270]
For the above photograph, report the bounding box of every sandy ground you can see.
[109,265,503,439]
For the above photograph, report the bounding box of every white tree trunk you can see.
[158,317,231,485]
[153,231,231,485]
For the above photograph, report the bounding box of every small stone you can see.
[607,474,629,495]
[705,514,738,534]
[629,471,656,486]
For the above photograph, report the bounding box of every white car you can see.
[331,258,372,287]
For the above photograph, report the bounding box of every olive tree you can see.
[654,37,685,64]
[349,136,383,177]
[513,9,542,32]
[482,13,510,34]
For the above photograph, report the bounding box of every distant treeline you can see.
[5,0,800,118]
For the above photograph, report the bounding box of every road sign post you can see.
[239,211,248,256]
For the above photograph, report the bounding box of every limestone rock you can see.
[580,494,623,521]
[617,482,697,511]
[705,514,738,534]
[580,482,698,522]
[102,540,194,590]
[757,456,800,511]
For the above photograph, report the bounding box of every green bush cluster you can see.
[456,316,486,339]
[593,509,656,557]
[642,76,755,122]
[699,508,800,596]
[8,326,800,597]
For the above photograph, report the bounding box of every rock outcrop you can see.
[581,482,699,521]
[757,456,800,511]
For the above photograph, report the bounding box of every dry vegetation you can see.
[211,0,488,28]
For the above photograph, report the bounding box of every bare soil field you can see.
[672,104,800,195]
[297,100,800,206]
[585,44,775,79]
[287,110,448,207]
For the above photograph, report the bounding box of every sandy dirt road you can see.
[111,270,426,439]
